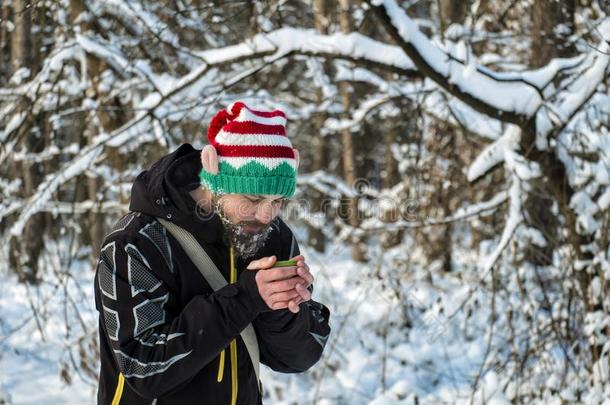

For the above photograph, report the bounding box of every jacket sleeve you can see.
[94,228,268,399]
[252,230,331,373]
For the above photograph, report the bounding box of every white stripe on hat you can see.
[215,132,293,147]
[234,108,287,126]
[219,156,297,170]
[233,112,286,127]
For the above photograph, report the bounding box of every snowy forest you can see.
[1,0,610,403]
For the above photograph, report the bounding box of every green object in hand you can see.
[273,259,298,268]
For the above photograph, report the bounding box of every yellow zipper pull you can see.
[217,349,225,382]
[229,242,238,405]
[229,243,236,284]
[218,244,236,385]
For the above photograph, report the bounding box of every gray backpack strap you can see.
[157,218,261,389]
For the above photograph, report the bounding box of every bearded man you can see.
[94,101,331,405]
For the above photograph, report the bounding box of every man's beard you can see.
[213,198,274,260]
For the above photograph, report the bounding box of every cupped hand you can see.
[246,254,314,313]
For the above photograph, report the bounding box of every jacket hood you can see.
[129,143,225,244]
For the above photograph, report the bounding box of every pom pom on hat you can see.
[207,109,230,144]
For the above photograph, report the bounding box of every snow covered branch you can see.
[368,0,610,140]
[367,0,540,125]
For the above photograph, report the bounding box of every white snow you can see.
[481,175,522,273]
[467,125,519,182]
[0,112,26,143]
[0,253,97,404]
[196,27,416,73]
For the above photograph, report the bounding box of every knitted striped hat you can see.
[199,101,298,197]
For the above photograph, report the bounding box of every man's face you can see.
[212,193,286,259]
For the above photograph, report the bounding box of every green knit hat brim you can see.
[199,161,297,197]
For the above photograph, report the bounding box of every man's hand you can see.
[246,254,314,313]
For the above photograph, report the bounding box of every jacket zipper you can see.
[217,243,239,405]
[111,373,125,405]
[217,349,225,382]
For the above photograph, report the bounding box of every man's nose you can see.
[255,202,276,224]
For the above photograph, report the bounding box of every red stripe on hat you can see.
[211,142,295,158]
[229,101,286,119]
[248,108,286,118]
[222,121,286,136]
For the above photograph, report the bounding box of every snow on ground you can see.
[0,253,98,404]
[259,226,511,405]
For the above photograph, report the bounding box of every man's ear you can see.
[293,148,300,169]
[201,145,219,174]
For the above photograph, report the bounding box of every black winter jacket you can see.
[94,143,331,404]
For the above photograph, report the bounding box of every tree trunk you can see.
[70,0,109,258]
[437,0,470,270]
[9,0,43,283]
[0,3,11,79]
[526,0,605,363]
[531,0,576,68]
[307,0,331,253]
[380,125,403,249]
[524,0,575,266]
[10,0,32,73]
[338,0,366,262]
[439,0,469,34]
